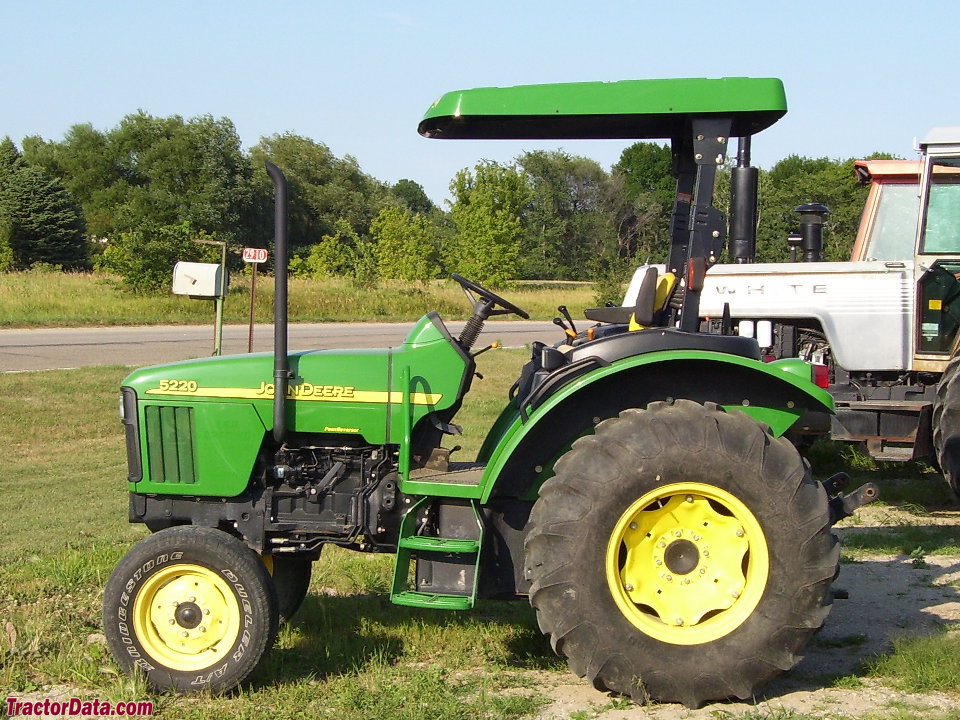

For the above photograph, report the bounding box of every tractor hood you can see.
[122,314,470,443]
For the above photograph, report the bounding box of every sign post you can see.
[242,247,269,352]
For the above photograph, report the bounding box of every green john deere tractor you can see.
[103,77,877,708]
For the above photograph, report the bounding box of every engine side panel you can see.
[698,261,913,371]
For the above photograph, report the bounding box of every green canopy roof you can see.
[419,77,786,140]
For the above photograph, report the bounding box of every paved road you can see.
[0,320,558,372]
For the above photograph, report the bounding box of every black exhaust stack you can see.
[729,137,758,263]
[795,202,830,262]
[266,161,292,444]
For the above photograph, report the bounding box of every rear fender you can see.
[477,350,833,503]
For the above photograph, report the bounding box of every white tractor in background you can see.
[624,127,960,492]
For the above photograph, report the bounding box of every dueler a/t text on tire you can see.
[103,525,279,693]
[524,399,838,709]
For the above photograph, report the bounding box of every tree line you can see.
[0,112,887,292]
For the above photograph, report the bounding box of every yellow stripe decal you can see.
[146,382,442,405]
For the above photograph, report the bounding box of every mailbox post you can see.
[172,240,229,356]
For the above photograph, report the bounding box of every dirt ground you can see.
[534,505,960,719]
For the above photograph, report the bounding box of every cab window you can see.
[864,183,920,260]
[921,175,960,254]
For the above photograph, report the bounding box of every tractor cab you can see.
[848,130,960,366]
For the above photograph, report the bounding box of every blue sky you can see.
[4,1,959,204]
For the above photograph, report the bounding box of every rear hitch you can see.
[826,476,880,525]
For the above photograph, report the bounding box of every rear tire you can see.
[262,554,313,624]
[524,399,837,708]
[933,355,960,496]
[103,526,278,693]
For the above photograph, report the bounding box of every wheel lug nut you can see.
[655,559,662,566]
[693,534,701,541]
[665,574,673,581]
[674,530,682,537]
[168,619,176,625]
[199,626,207,633]
[658,541,666,548]
[188,596,196,603]
[675,618,684,625]
[629,522,638,530]
[685,495,693,503]
[625,584,634,592]
[181,630,189,637]
[731,589,741,599]
[736,529,745,537]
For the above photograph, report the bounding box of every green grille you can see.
[144,406,197,484]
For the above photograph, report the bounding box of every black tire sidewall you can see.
[525,402,835,704]
[103,526,278,693]
[269,555,313,624]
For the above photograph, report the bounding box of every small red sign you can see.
[242,247,268,263]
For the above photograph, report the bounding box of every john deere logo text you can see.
[256,381,355,399]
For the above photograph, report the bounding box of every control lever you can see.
[471,340,500,358]
[558,305,578,335]
[553,317,576,340]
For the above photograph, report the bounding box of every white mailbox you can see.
[172,262,228,298]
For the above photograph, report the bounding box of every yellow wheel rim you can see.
[132,563,241,671]
[605,482,769,645]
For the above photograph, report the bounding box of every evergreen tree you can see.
[0,137,87,269]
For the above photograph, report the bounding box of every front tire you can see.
[103,526,279,693]
[524,400,837,708]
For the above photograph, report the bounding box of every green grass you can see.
[839,525,960,557]
[805,438,955,507]
[0,268,595,327]
[866,630,960,694]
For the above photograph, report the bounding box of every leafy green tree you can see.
[756,155,870,262]
[295,218,378,288]
[371,206,439,283]
[391,179,434,214]
[609,142,675,264]
[518,150,614,279]
[0,137,23,269]
[0,138,87,269]
[448,161,530,287]
[24,113,255,247]
[98,221,218,293]
[250,134,389,254]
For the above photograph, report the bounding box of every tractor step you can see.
[391,590,474,610]
[397,535,480,553]
[402,462,486,499]
[390,498,484,610]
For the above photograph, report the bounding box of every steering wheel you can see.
[450,274,529,351]
[451,274,530,319]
